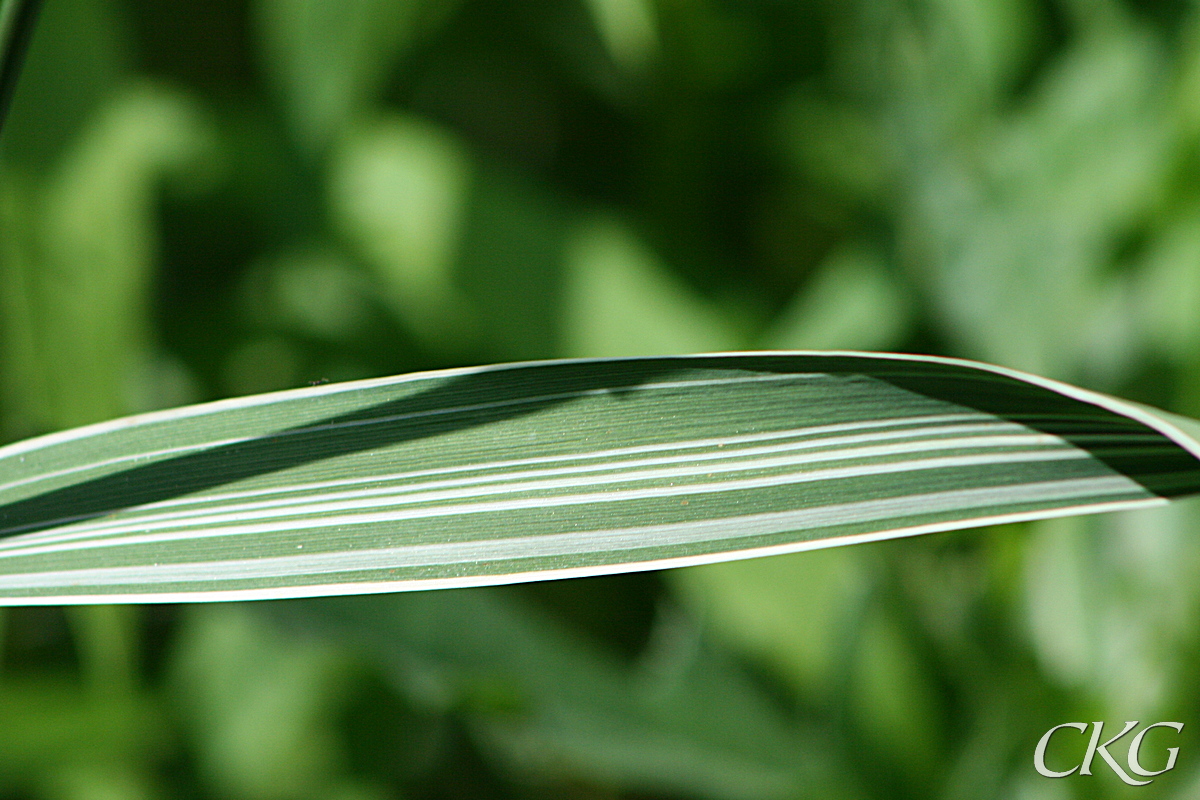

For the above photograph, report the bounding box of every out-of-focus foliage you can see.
[3,0,1200,797]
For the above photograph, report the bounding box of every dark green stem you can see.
[0,0,41,136]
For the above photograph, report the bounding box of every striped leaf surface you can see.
[1,351,1199,604]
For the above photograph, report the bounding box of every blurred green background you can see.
[4,0,1200,797]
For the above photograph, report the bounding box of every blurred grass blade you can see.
[1,351,1199,604]
[0,0,40,132]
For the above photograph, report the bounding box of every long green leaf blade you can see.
[1,351,1198,604]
